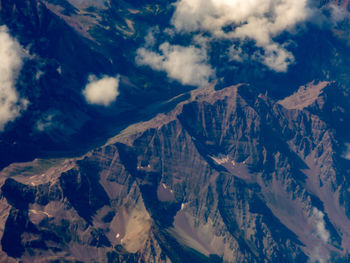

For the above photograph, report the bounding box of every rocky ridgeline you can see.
[0,83,350,262]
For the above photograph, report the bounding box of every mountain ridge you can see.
[1,0,350,262]
[1,83,350,262]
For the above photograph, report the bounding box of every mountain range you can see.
[1,0,350,262]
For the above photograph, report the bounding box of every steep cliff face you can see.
[1,83,350,262]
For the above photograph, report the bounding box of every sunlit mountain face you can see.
[1,0,350,262]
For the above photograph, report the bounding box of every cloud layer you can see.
[136,42,214,87]
[83,75,120,106]
[136,1,346,85]
[0,26,28,131]
[172,0,312,38]
[171,0,315,72]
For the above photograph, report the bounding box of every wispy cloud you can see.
[136,40,214,87]
[312,208,330,244]
[82,75,120,106]
[0,26,28,131]
[36,112,57,132]
[308,208,330,263]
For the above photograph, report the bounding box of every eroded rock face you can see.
[1,83,350,262]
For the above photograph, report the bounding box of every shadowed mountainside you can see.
[1,83,350,262]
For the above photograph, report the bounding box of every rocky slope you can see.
[1,83,350,262]
[1,1,350,262]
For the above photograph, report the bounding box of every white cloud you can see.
[228,44,246,62]
[0,26,28,131]
[255,43,295,72]
[144,26,160,48]
[136,42,214,87]
[83,75,120,106]
[311,208,330,244]
[36,113,56,132]
[171,0,316,72]
[308,247,327,263]
[307,208,330,263]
